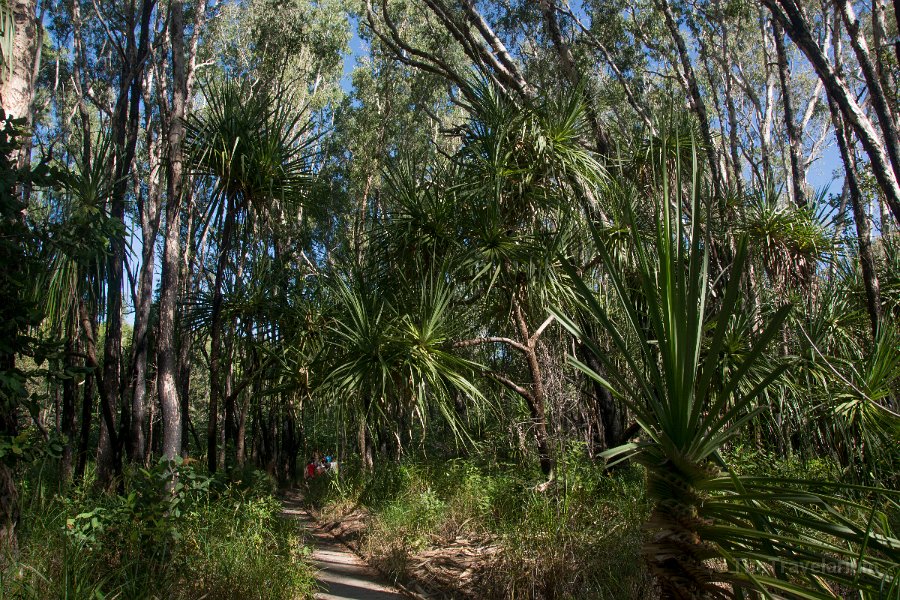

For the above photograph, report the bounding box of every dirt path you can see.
[280,492,408,600]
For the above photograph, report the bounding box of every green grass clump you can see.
[1,460,316,600]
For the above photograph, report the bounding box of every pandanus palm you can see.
[184,78,317,471]
[324,270,483,471]
[38,133,120,480]
[554,147,899,598]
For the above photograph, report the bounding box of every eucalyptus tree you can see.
[763,0,900,226]
[0,0,40,164]
[556,147,900,598]
[184,78,317,472]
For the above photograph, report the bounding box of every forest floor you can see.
[280,491,410,600]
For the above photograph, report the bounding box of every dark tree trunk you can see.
[207,198,236,472]
[60,335,78,481]
[575,329,626,453]
[75,302,99,482]
[97,0,155,488]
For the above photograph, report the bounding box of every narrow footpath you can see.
[280,492,408,600]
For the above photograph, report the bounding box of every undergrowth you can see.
[1,459,315,600]
[306,446,654,599]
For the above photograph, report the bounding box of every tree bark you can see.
[538,0,611,156]
[828,99,882,338]
[60,335,77,481]
[128,132,162,462]
[835,0,900,183]
[511,295,554,478]
[0,0,40,132]
[157,0,188,464]
[657,0,724,199]
[75,301,100,482]
[772,19,807,207]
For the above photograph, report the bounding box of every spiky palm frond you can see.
[741,185,835,293]
[323,269,484,449]
[38,132,121,333]
[553,144,899,598]
[184,77,318,228]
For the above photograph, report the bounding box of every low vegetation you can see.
[1,460,315,600]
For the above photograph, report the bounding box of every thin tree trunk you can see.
[538,0,611,156]
[207,198,236,472]
[128,142,162,462]
[772,19,807,207]
[658,0,723,199]
[835,0,900,183]
[764,0,900,225]
[75,301,100,482]
[829,99,882,337]
[60,334,77,481]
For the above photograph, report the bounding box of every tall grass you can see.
[1,460,316,599]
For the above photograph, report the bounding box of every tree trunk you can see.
[835,0,900,184]
[75,301,99,483]
[538,0,611,156]
[657,0,723,199]
[128,175,161,462]
[772,19,807,207]
[511,294,554,478]
[0,0,40,133]
[764,0,900,226]
[157,0,188,464]
[60,335,77,481]
[207,198,236,472]
[829,99,882,338]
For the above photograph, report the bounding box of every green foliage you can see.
[555,144,900,598]
[2,462,316,599]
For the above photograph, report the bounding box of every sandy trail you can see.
[281,492,408,600]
